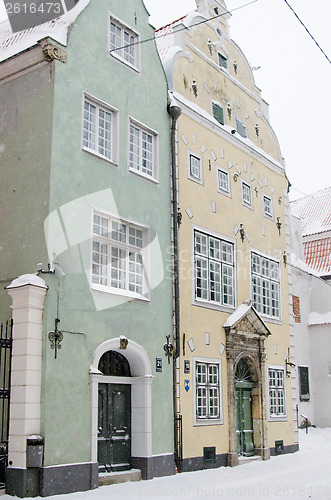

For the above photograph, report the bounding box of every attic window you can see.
[212,102,224,125]
[218,53,228,70]
[110,17,139,70]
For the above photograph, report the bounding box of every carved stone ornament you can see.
[120,338,129,350]
[43,44,67,63]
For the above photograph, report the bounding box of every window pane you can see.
[141,131,153,176]
[92,241,108,285]
[218,170,229,191]
[111,247,126,289]
[212,102,224,125]
[196,258,208,300]
[83,101,96,150]
[190,155,201,179]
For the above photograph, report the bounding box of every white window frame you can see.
[217,52,228,71]
[128,118,158,182]
[82,94,119,165]
[193,356,223,426]
[187,150,203,185]
[263,194,274,219]
[193,226,236,310]
[241,180,253,209]
[251,250,281,320]
[109,15,140,71]
[216,166,231,198]
[268,365,287,420]
[91,210,150,301]
[235,116,247,138]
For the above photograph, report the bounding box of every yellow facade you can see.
[160,0,297,470]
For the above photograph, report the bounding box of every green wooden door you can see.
[98,383,131,472]
[235,383,254,456]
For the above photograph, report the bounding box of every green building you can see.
[0,0,175,496]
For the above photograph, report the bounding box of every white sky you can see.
[1,0,331,200]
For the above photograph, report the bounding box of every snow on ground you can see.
[4,428,331,500]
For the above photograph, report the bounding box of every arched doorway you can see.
[98,351,132,472]
[235,359,254,457]
[90,338,153,477]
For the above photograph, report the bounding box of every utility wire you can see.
[283,0,331,65]
[110,0,259,55]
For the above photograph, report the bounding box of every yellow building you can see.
[157,0,298,471]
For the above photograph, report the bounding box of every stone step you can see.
[99,468,141,486]
[238,455,262,465]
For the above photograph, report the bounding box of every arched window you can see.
[235,358,253,383]
[98,350,131,377]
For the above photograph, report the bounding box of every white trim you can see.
[240,179,253,210]
[216,165,231,198]
[187,149,203,185]
[250,247,282,323]
[193,356,223,426]
[81,92,119,166]
[90,338,153,464]
[108,13,141,73]
[267,364,287,422]
[191,223,236,312]
[128,116,159,183]
[262,193,274,220]
[90,209,151,301]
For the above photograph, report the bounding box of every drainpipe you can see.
[168,94,182,469]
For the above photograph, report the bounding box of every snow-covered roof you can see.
[155,17,188,63]
[291,186,331,237]
[0,0,90,63]
[224,302,271,336]
[303,237,331,277]
[309,311,331,326]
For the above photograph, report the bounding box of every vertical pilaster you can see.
[226,345,238,467]
[6,274,47,497]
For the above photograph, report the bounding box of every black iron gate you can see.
[0,320,13,489]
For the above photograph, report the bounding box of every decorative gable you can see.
[223,302,271,338]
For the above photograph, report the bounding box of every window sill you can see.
[82,147,118,167]
[109,53,140,73]
[91,283,150,303]
[128,167,159,185]
[194,418,223,427]
[268,416,287,422]
[188,174,204,186]
[193,299,235,313]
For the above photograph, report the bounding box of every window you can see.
[263,195,273,218]
[241,181,252,207]
[218,52,228,70]
[187,152,203,184]
[235,117,247,138]
[194,230,235,307]
[110,17,139,69]
[194,358,222,424]
[268,368,286,417]
[251,252,280,319]
[83,98,116,161]
[92,212,148,299]
[217,167,231,197]
[298,366,310,401]
[212,101,224,125]
[129,120,157,180]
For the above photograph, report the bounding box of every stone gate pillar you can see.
[6,274,48,497]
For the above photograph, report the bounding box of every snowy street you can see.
[3,428,331,500]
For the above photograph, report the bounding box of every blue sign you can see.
[184,380,190,392]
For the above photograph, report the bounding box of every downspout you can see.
[168,94,182,469]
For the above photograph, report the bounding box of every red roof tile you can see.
[303,237,331,276]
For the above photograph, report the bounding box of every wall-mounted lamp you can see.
[233,173,239,182]
[239,223,245,242]
[192,79,198,97]
[233,60,238,74]
[227,103,232,120]
[285,353,295,377]
[48,318,63,359]
[36,261,65,276]
[283,250,287,267]
[163,334,174,364]
[207,39,213,55]
[276,217,282,235]
[231,129,236,135]
[255,123,259,138]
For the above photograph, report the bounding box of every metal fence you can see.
[0,320,13,489]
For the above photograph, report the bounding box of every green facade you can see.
[1,0,174,495]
